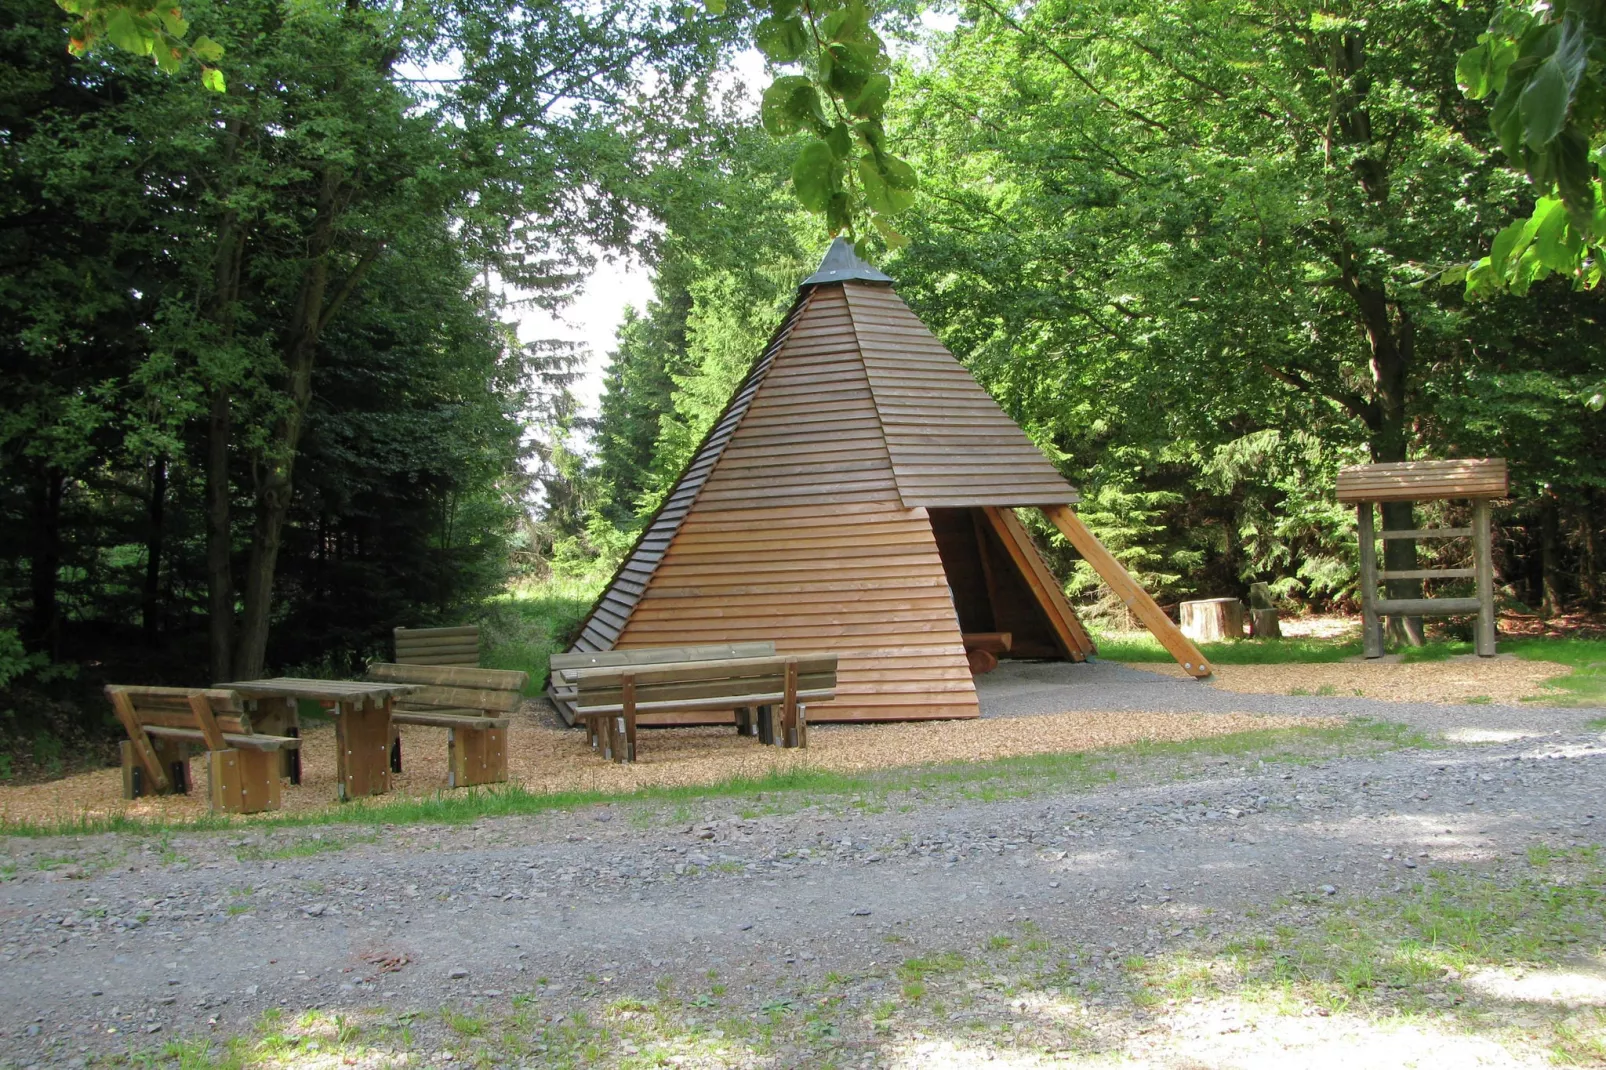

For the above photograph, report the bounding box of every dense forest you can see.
[2,0,1603,770]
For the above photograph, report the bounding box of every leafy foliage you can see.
[1457,0,1605,298]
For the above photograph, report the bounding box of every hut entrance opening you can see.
[927,508,1069,660]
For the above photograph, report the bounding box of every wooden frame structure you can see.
[553,240,1209,725]
[1336,458,1507,658]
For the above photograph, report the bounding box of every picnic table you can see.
[216,678,419,802]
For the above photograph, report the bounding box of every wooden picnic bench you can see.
[105,685,301,814]
[572,653,838,763]
[365,663,528,787]
[547,642,777,725]
[394,624,481,667]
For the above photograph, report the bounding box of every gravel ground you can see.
[1,681,1602,1068]
[980,660,1601,740]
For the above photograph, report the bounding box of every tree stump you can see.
[1179,598,1244,642]
[1248,582,1282,639]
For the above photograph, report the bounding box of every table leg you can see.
[335,697,394,801]
[252,697,301,785]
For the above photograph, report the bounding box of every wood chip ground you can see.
[0,709,1330,829]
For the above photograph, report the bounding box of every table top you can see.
[215,677,420,703]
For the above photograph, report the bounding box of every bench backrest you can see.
[573,653,837,710]
[550,642,776,681]
[105,685,249,749]
[395,625,481,667]
[366,662,527,713]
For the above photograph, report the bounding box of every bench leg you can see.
[448,725,507,787]
[756,704,775,746]
[121,741,143,800]
[623,709,637,764]
[797,703,808,749]
[208,748,280,814]
[735,707,754,736]
[126,738,190,798]
[391,728,403,774]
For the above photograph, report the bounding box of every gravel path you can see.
[979,659,1603,740]
[2,679,1602,1067]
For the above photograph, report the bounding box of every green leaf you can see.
[1532,197,1575,271]
[157,5,188,37]
[1587,392,1605,412]
[1519,56,1569,149]
[768,0,800,16]
[859,152,917,215]
[792,139,840,213]
[846,73,890,119]
[1509,245,1548,295]
[1456,44,1490,98]
[871,213,908,249]
[826,191,853,234]
[761,76,820,136]
[824,122,852,161]
[700,0,727,14]
[754,16,808,63]
[192,35,225,62]
[1488,217,1530,276]
[106,8,154,55]
[201,65,225,92]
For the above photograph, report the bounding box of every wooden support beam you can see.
[1473,498,1497,657]
[980,506,1095,660]
[1373,596,1482,615]
[1039,504,1212,678]
[1380,527,1472,540]
[1378,568,1476,581]
[1357,502,1384,658]
[108,689,170,794]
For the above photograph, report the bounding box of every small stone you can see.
[143,1023,162,1034]
[301,903,326,917]
[448,968,469,980]
[1321,885,1337,896]
[850,907,872,916]
[740,923,754,931]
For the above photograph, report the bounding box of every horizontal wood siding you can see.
[842,284,1078,509]
[616,503,979,722]
[566,288,818,653]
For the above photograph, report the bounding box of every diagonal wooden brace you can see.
[1040,504,1212,678]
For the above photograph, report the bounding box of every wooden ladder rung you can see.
[1378,527,1472,540]
[1373,596,1482,615]
[1377,568,1476,580]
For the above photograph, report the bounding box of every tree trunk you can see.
[27,466,64,657]
[142,457,166,645]
[1581,489,1600,608]
[1541,491,1562,618]
[207,386,235,682]
[232,164,378,679]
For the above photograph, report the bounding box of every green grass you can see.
[0,718,1419,838]
[1091,631,1365,664]
[480,577,603,694]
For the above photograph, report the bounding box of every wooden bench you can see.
[962,631,1012,675]
[572,653,838,763]
[394,625,481,667]
[365,663,528,787]
[548,642,776,725]
[105,685,301,814]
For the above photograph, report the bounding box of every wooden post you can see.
[619,674,636,763]
[782,658,799,748]
[982,507,1095,659]
[1357,501,1383,658]
[1472,497,1497,657]
[1040,504,1211,677]
[756,704,775,745]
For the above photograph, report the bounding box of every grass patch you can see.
[480,577,602,694]
[1092,632,1365,664]
[1137,844,1606,1060]
[0,719,1422,839]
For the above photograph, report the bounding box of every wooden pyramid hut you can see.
[554,240,1210,725]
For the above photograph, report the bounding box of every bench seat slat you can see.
[141,725,301,751]
[574,688,836,715]
[392,711,511,730]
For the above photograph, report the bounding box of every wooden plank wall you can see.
[614,285,978,722]
[843,284,1079,509]
[569,289,814,652]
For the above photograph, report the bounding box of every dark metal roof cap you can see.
[801,237,894,287]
